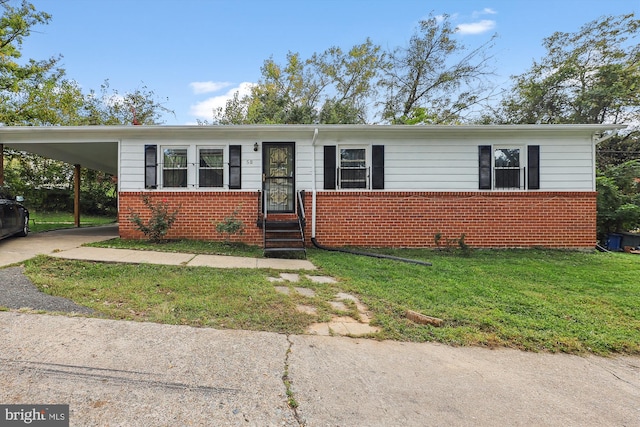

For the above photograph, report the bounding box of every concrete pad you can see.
[50,247,194,265]
[188,254,257,268]
[256,258,316,270]
[305,275,337,284]
[293,287,316,298]
[295,305,317,315]
[0,225,118,267]
[279,273,300,282]
[336,292,358,302]
[0,312,295,426]
[329,301,349,311]
[274,286,290,295]
[341,322,380,335]
[289,335,640,426]
[306,323,331,336]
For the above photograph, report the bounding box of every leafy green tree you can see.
[596,161,640,239]
[497,13,640,125]
[214,40,386,125]
[379,13,496,124]
[0,0,63,125]
[0,1,173,214]
[310,38,387,123]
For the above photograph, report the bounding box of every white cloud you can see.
[189,81,233,95]
[456,19,496,35]
[189,82,254,120]
[472,8,497,18]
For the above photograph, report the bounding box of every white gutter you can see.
[593,129,619,145]
[311,128,319,238]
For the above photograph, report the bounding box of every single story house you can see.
[0,124,623,250]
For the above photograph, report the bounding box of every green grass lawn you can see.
[28,212,116,233]
[19,244,640,356]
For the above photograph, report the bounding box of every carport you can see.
[0,126,119,227]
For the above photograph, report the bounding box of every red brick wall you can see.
[119,191,263,244]
[308,191,597,249]
[118,190,597,249]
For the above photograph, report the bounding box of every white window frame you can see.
[493,145,526,190]
[337,145,370,189]
[161,146,189,189]
[197,146,226,189]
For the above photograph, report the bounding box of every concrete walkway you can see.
[0,224,315,270]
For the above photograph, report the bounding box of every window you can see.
[198,148,223,188]
[494,147,522,189]
[339,148,367,189]
[162,148,187,188]
[479,145,540,190]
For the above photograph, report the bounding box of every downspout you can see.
[308,127,431,267]
[311,128,318,239]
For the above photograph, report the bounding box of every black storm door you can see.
[263,142,295,213]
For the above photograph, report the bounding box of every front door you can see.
[263,142,295,213]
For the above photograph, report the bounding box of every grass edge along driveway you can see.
[19,245,640,357]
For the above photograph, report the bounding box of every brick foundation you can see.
[309,191,597,249]
[119,192,263,244]
[118,191,597,249]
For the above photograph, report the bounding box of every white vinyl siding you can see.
[117,129,598,192]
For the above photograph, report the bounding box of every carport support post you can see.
[74,164,81,227]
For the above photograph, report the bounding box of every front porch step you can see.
[260,217,306,257]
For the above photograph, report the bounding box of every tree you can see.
[596,161,640,239]
[379,13,496,124]
[214,40,386,125]
[0,1,173,215]
[81,80,173,126]
[0,0,64,125]
[309,38,387,123]
[497,13,640,125]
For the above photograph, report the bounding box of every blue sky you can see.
[22,0,640,124]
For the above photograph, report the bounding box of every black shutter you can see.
[144,145,157,189]
[324,145,336,190]
[229,145,241,189]
[479,145,492,190]
[527,145,540,190]
[372,145,385,189]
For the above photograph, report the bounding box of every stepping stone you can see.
[268,277,285,283]
[294,287,316,298]
[280,273,300,282]
[329,301,349,311]
[296,305,317,315]
[274,286,290,295]
[306,275,337,284]
[307,323,331,336]
[336,292,359,302]
[340,322,380,336]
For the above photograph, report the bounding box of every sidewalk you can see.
[49,246,316,270]
[0,224,315,270]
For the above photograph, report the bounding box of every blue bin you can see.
[606,233,623,251]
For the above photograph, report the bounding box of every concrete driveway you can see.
[0,225,118,267]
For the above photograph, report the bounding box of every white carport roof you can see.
[0,124,626,177]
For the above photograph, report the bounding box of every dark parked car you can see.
[0,189,29,240]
